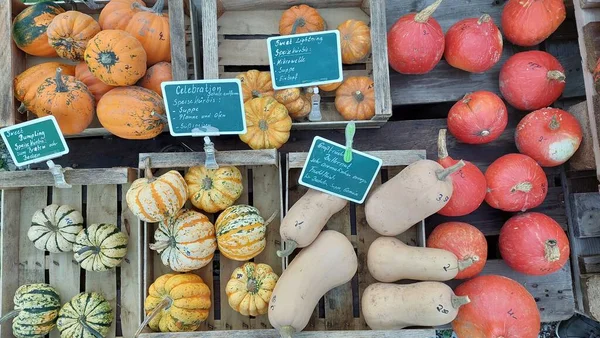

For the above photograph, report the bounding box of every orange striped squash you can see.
[126,169,187,223]
[149,209,216,272]
[215,205,268,261]
[185,165,243,213]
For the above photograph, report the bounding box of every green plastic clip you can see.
[344,121,356,163]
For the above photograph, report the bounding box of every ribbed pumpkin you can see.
[57,292,113,338]
[47,11,101,61]
[226,262,279,316]
[13,62,75,110]
[75,62,115,102]
[338,19,372,64]
[138,62,172,97]
[125,0,171,66]
[279,4,325,35]
[12,2,65,57]
[185,165,244,213]
[240,97,292,150]
[237,70,274,103]
[73,223,129,271]
[0,284,61,338]
[150,209,217,272]
[99,0,146,30]
[84,30,147,86]
[215,205,272,261]
[27,204,84,253]
[274,88,311,120]
[126,168,188,223]
[335,76,375,120]
[30,68,95,135]
[97,86,166,140]
[144,273,211,332]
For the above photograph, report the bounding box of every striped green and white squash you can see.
[0,283,61,338]
[215,205,269,261]
[73,224,129,271]
[57,292,113,338]
[27,204,84,253]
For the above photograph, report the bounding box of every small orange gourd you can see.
[138,62,172,97]
[75,62,115,102]
[319,82,342,92]
[14,62,76,111]
[279,5,325,35]
[335,76,376,120]
[274,88,311,120]
[338,19,372,64]
[47,11,101,61]
[240,97,292,150]
[237,70,274,103]
[125,0,171,66]
[99,0,146,30]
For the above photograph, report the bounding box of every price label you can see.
[299,136,382,204]
[267,30,343,90]
[162,79,246,137]
[0,116,69,167]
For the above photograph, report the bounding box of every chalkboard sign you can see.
[299,136,382,204]
[267,30,343,90]
[0,116,69,167]
[162,79,246,137]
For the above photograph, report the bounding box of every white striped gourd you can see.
[73,223,129,271]
[27,204,84,253]
[57,292,113,338]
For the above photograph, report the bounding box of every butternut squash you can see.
[365,159,465,236]
[362,282,470,330]
[277,189,348,258]
[268,230,357,337]
[367,237,477,282]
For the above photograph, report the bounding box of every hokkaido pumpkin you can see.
[30,68,95,135]
[12,2,65,57]
[138,62,172,97]
[447,91,508,144]
[143,273,211,332]
[338,19,371,64]
[75,62,114,102]
[57,292,113,338]
[73,223,129,271]
[240,97,292,150]
[279,5,325,35]
[97,86,166,139]
[125,0,171,66]
[184,165,243,213]
[28,204,83,253]
[502,0,566,47]
[126,168,187,223]
[274,88,311,120]
[13,62,75,110]
[99,0,146,30]
[150,209,217,272]
[84,30,147,86]
[215,205,273,261]
[46,11,101,61]
[226,262,279,316]
[335,76,375,120]
[237,70,274,103]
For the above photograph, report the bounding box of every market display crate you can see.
[0,0,199,138]
[197,0,392,130]
[0,167,141,338]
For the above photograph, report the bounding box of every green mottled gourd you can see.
[73,224,129,271]
[57,292,113,338]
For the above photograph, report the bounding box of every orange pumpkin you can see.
[279,5,325,35]
[12,2,65,57]
[319,82,342,92]
[335,76,376,120]
[137,62,172,97]
[237,70,274,103]
[30,68,95,135]
[97,86,166,139]
[84,30,147,86]
[125,0,171,66]
[99,0,146,30]
[14,62,76,110]
[338,19,372,64]
[75,62,115,102]
[240,97,292,150]
[47,11,101,61]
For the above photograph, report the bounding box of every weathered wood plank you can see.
[1,1,24,128]
[582,0,600,8]
[582,274,600,320]
[169,0,188,81]
[139,150,279,169]
[572,192,600,238]
[370,0,392,120]
[202,0,219,79]
[17,187,46,286]
[568,100,599,171]
[0,168,136,189]
[545,40,586,99]
[138,329,436,337]
[579,255,600,274]
[1,189,22,338]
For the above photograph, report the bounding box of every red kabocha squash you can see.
[427,222,487,279]
[447,91,508,144]
[12,2,65,57]
[499,51,566,111]
[75,62,115,102]
[125,0,170,66]
[444,14,503,73]
[99,0,146,30]
[14,62,76,110]
[485,153,548,212]
[453,275,541,338]
[499,212,569,276]
[387,0,445,74]
[138,62,172,97]
[436,129,487,216]
[515,107,583,167]
[502,0,566,47]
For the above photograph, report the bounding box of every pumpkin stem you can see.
[457,255,479,271]
[251,90,262,99]
[511,181,532,193]
[143,157,156,182]
[436,160,465,181]
[134,297,172,338]
[263,210,279,227]
[547,70,566,82]
[202,176,213,190]
[55,68,68,93]
[134,0,165,13]
[549,114,560,130]
[0,309,20,324]
[477,14,491,25]
[276,240,298,257]
[246,278,259,294]
[259,119,269,131]
[544,239,561,262]
[75,245,101,256]
[290,18,306,34]
[79,316,105,338]
[353,90,364,102]
[451,295,471,309]
[414,0,444,23]
[149,240,170,251]
[279,325,296,338]
[437,129,449,159]
[17,103,27,114]
[480,130,490,137]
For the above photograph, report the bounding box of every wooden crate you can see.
[0,167,141,338]
[0,0,199,138]
[197,0,392,130]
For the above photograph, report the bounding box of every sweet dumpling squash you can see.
[57,292,113,338]
[73,223,129,271]
[126,169,188,222]
[28,204,84,253]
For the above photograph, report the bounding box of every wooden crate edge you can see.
[139,149,279,169]
[0,167,137,189]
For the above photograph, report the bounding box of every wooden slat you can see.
[86,184,119,338]
[202,0,219,79]
[0,168,136,189]
[579,254,600,274]
[572,192,600,238]
[1,1,23,128]
[582,0,600,8]
[582,274,600,320]
[17,187,46,285]
[287,150,426,169]
[138,328,436,337]
[169,0,188,81]
[1,189,22,338]
[139,150,279,169]
[568,100,599,171]
[369,0,392,120]
[220,69,369,81]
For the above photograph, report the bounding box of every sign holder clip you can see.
[203,137,219,170]
[344,121,356,163]
[308,87,322,122]
[46,160,72,189]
